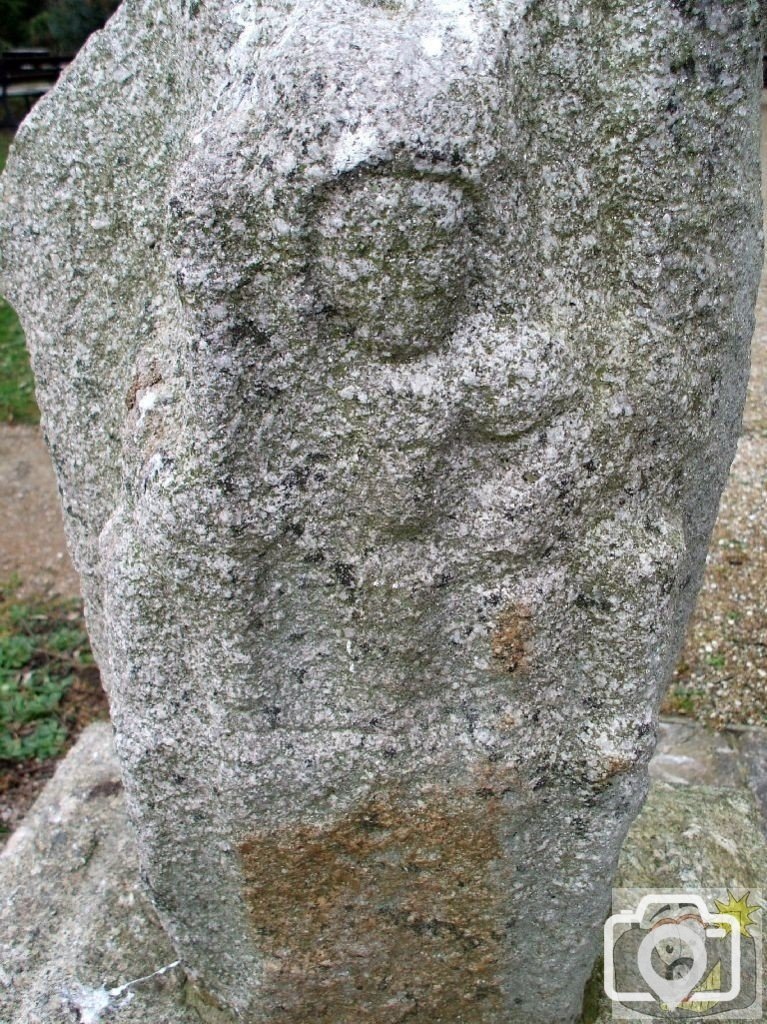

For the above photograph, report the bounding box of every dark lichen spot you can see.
[260,705,282,729]
[670,54,696,78]
[240,784,512,1022]
[356,0,404,9]
[668,0,697,18]
[331,561,356,588]
[574,592,613,614]
[85,778,122,801]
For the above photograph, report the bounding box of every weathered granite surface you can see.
[0,1,763,1021]
[650,719,745,789]
[0,725,195,1024]
[590,779,767,1023]
[650,719,767,839]
[3,723,765,1024]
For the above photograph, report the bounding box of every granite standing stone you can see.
[0,2,762,1021]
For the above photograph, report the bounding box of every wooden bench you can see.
[1,50,70,127]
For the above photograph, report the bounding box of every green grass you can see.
[0,129,39,425]
[0,130,12,170]
[578,955,604,1023]
[664,686,706,717]
[0,577,94,762]
[0,299,38,424]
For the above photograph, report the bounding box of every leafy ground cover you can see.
[0,577,108,835]
[0,298,37,424]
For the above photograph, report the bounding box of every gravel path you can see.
[0,424,79,598]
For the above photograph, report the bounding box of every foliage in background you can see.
[0,0,42,50]
[0,298,38,424]
[28,0,121,55]
[1,0,120,54]
[0,577,95,762]
[0,130,39,424]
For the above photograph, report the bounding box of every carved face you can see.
[157,0,720,728]
[312,174,475,358]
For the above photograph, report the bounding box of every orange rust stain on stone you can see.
[590,753,637,791]
[490,604,532,673]
[240,786,509,1023]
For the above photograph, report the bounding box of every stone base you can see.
[2,721,766,1024]
[0,724,197,1024]
[592,719,767,1024]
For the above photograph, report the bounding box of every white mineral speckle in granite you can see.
[332,125,381,173]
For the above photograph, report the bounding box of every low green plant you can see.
[664,686,706,717]
[0,130,12,170]
[0,578,93,762]
[0,298,38,424]
[579,955,604,1023]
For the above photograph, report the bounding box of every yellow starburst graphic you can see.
[713,890,761,937]
[662,961,723,1014]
